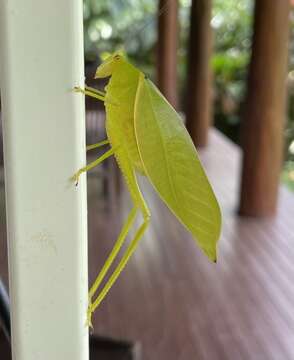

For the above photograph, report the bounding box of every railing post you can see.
[157,0,179,109]
[186,0,213,148]
[0,1,89,359]
[239,0,290,217]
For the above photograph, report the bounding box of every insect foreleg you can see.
[85,85,106,97]
[74,86,105,102]
[86,139,109,151]
[71,147,116,185]
[88,209,150,324]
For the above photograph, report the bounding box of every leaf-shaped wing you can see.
[134,74,221,261]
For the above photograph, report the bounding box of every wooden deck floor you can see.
[1,124,294,359]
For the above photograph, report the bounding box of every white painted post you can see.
[0,1,89,360]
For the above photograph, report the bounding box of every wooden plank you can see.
[239,0,290,216]
[186,0,213,148]
[157,0,178,108]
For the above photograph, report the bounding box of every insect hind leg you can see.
[87,206,150,326]
[86,149,151,326]
[74,86,105,102]
[87,206,137,326]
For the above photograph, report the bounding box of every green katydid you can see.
[73,52,222,327]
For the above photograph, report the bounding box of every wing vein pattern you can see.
[143,83,181,215]
[134,74,221,261]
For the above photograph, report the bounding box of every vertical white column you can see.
[0,1,89,360]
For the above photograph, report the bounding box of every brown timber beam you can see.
[157,0,178,108]
[186,0,213,148]
[239,0,290,217]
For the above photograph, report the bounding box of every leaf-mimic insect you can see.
[73,52,222,326]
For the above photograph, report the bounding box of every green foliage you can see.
[282,161,294,191]
[284,92,294,191]
[83,0,157,69]
[285,21,294,191]
[211,0,253,141]
[212,0,253,53]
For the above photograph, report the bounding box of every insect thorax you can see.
[104,62,146,175]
